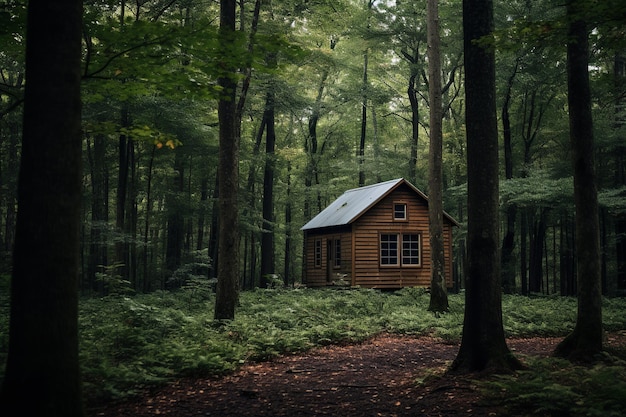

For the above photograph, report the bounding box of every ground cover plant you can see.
[1,286,626,415]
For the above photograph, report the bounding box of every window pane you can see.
[314,239,322,267]
[381,234,399,265]
[402,234,420,265]
[334,239,341,267]
[394,203,407,220]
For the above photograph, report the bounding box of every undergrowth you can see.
[0,287,625,410]
[480,356,626,416]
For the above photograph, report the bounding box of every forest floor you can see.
[89,333,626,417]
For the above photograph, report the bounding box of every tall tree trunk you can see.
[358,49,368,187]
[528,210,547,293]
[143,145,156,292]
[614,54,626,290]
[555,0,603,360]
[3,122,19,254]
[208,173,219,279]
[165,149,185,276]
[1,0,84,414]
[116,107,132,284]
[284,161,293,286]
[500,62,519,294]
[260,88,276,287]
[451,0,520,372]
[87,134,109,294]
[214,0,239,321]
[427,0,448,312]
[407,68,419,184]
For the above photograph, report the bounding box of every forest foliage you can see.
[2,285,626,412]
[0,0,624,296]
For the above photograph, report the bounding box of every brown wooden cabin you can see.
[301,178,458,289]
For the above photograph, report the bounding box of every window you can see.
[380,234,399,265]
[314,239,322,267]
[402,234,420,265]
[380,233,421,267]
[393,202,407,220]
[334,238,341,267]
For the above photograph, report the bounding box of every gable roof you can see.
[301,178,458,231]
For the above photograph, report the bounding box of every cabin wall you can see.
[351,185,454,289]
[303,227,353,287]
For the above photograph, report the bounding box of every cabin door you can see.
[326,239,333,283]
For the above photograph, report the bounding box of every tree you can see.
[214,0,240,321]
[554,0,603,360]
[451,0,521,372]
[0,0,84,415]
[426,0,449,313]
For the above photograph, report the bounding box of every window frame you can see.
[380,233,400,266]
[333,238,341,268]
[314,239,322,268]
[401,233,421,267]
[379,232,422,268]
[393,201,408,221]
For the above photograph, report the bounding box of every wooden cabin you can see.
[301,178,458,289]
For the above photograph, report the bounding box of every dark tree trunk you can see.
[520,210,528,295]
[87,134,109,294]
[166,149,185,275]
[407,71,419,185]
[3,122,19,254]
[501,62,518,294]
[528,210,547,293]
[284,161,293,286]
[197,175,209,251]
[555,0,603,360]
[358,49,368,187]
[214,0,240,321]
[208,173,219,279]
[115,107,132,284]
[260,88,276,288]
[451,0,520,372]
[1,0,84,414]
[143,145,156,292]
[427,0,448,312]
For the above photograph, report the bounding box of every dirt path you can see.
[90,334,567,417]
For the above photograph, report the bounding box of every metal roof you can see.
[301,178,459,231]
[301,178,408,230]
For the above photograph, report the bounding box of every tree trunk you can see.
[214,0,240,321]
[358,49,368,187]
[426,0,448,313]
[500,62,518,294]
[451,0,520,372]
[208,173,219,279]
[260,88,276,288]
[165,149,185,276]
[554,0,603,360]
[407,71,420,185]
[284,161,293,286]
[1,0,84,414]
[87,133,109,294]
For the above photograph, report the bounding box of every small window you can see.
[314,239,322,268]
[380,234,399,265]
[402,234,421,266]
[393,203,407,220]
[334,238,341,267]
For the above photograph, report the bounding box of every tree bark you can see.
[451,0,520,372]
[426,0,448,313]
[554,0,603,360]
[1,0,84,414]
[260,87,276,288]
[214,0,240,321]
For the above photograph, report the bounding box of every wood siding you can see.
[303,226,353,287]
[303,183,455,289]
